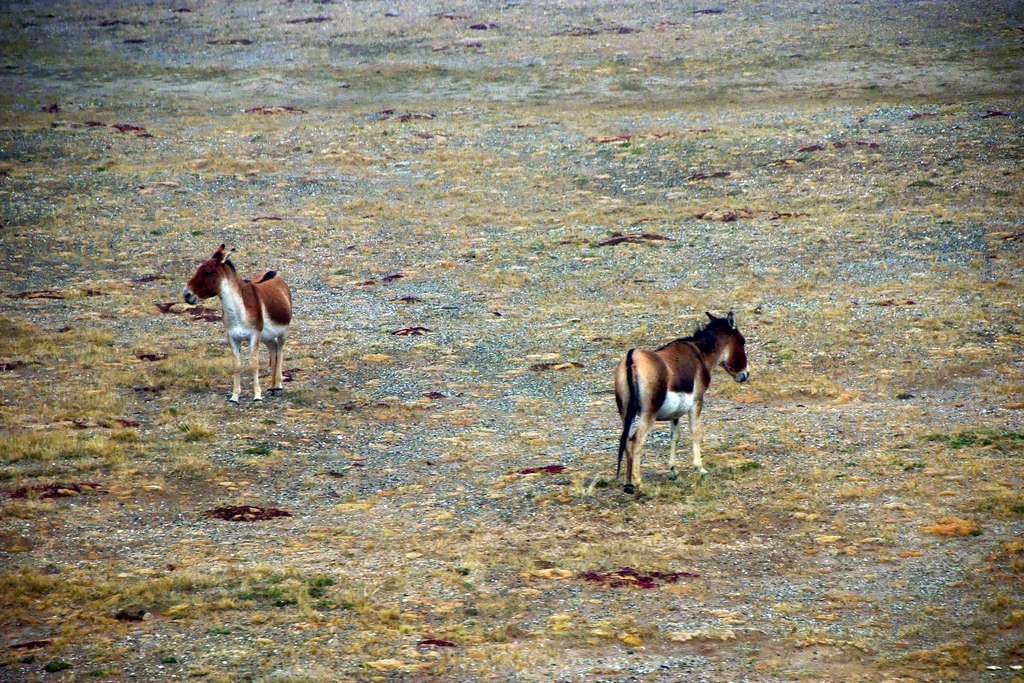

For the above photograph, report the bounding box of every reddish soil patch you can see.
[204,506,292,522]
[577,566,700,589]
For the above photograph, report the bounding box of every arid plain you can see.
[1,1,1023,680]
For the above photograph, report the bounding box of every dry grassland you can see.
[1,0,1023,680]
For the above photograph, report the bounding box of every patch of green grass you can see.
[44,659,72,672]
[925,430,1024,451]
[307,575,335,599]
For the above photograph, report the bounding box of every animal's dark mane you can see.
[255,271,276,283]
[224,258,236,273]
[657,320,726,354]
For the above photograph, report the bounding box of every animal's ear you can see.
[706,311,716,323]
[727,311,735,328]
[212,244,227,262]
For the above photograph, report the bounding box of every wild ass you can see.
[184,244,292,403]
[614,312,749,493]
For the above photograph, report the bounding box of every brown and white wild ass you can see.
[614,312,749,493]
[184,244,292,403]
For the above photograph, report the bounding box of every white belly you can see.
[261,319,288,345]
[656,391,694,421]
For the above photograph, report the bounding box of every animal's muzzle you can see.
[183,287,198,305]
[734,370,749,383]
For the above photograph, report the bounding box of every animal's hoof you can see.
[253,396,263,402]
[668,469,678,480]
[228,397,239,405]
[623,483,635,495]
[267,387,282,396]
[698,468,709,476]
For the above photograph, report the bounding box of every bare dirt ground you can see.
[1,0,1023,680]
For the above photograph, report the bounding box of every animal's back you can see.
[254,273,292,326]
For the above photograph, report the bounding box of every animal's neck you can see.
[688,329,720,358]
[703,338,727,368]
[217,269,247,326]
[688,331,723,364]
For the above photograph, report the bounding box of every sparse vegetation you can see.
[1,0,1022,680]
[926,430,1024,451]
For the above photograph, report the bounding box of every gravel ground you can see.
[1,0,1023,681]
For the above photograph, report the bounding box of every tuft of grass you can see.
[0,431,127,479]
[0,568,62,609]
[178,422,214,442]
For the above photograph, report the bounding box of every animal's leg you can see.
[267,342,277,389]
[264,340,281,396]
[624,414,653,494]
[622,447,632,490]
[668,418,680,479]
[273,338,286,393]
[228,337,242,404]
[250,335,262,401]
[689,399,706,474]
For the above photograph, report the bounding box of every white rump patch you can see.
[260,301,287,344]
[656,391,695,421]
[261,318,287,345]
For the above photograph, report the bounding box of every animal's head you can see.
[707,311,749,383]
[184,244,233,304]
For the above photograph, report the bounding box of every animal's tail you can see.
[617,349,640,478]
